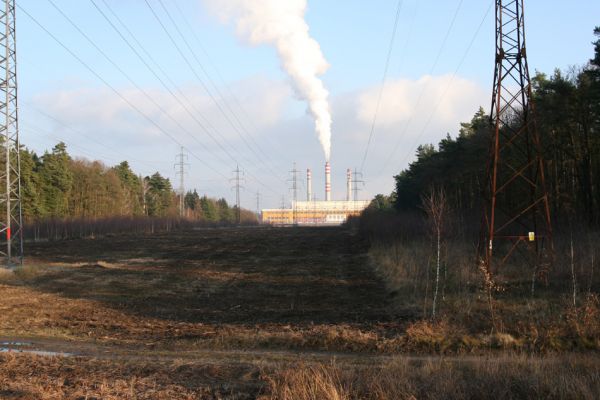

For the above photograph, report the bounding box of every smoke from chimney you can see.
[206,0,332,160]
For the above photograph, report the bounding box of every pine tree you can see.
[20,147,43,219]
[38,142,73,217]
[200,196,218,222]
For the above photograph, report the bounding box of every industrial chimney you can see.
[307,168,312,201]
[325,162,331,201]
[346,168,352,202]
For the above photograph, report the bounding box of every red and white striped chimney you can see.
[346,168,352,202]
[307,168,312,201]
[325,162,331,201]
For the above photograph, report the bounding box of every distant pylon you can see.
[174,147,189,218]
[230,165,244,224]
[0,0,23,266]
[352,169,364,202]
[287,163,301,225]
[255,190,261,222]
[480,0,552,278]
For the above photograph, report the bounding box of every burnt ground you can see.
[22,226,394,326]
[0,226,403,398]
[0,226,598,399]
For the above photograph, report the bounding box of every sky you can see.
[17,0,600,209]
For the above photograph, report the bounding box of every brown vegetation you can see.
[0,353,262,399]
[266,355,600,400]
[23,215,257,242]
[0,226,598,398]
[361,209,600,353]
[1,351,597,399]
[0,228,393,353]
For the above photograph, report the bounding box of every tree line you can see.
[375,27,600,228]
[17,141,257,226]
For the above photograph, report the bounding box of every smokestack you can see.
[325,162,331,201]
[307,168,312,201]
[346,169,352,202]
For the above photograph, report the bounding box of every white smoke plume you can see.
[204,0,333,160]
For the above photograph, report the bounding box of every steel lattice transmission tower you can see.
[480,0,552,277]
[288,163,301,226]
[230,165,244,225]
[175,147,188,218]
[0,0,22,266]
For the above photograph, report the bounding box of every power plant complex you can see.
[261,163,371,226]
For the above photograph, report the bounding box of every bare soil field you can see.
[0,227,598,399]
[1,227,398,350]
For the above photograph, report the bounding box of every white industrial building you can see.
[261,163,371,226]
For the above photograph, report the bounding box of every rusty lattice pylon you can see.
[0,0,23,267]
[480,0,552,278]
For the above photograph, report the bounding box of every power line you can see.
[154,0,285,183]
[140,0,282,195]
[141,0,271,181]
[395,1,494,171]
[360,0,404,173]
[45,0,232,176]
[21,124,118,162]
[90,0,236,170]
[171,0,286,158]
[376,0,466,174]
[90,0,280,198]
[90,0,281,196]
[19,122,171,178]
[360,1,420,178]
[21,101,163,172]
[18,3,230,181]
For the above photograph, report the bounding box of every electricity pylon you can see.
[352,169,365,202]
[174,147,189,218]
[287,162,301,225]
[230,165,244,224]
[480,0,552,279]
[0,0,23,266]
[255,190,261,221]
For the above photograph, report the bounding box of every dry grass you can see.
[0,268,15,283]
[367,230,600,353]
[264,363,351,400]
[3,352,596,399]
[0,353,261,399]
[0,227,598,398]
[2,228,598,355]
[266,355,600,400]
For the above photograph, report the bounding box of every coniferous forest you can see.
[16,142,257,240]
[373,28,600,229]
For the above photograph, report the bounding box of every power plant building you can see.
[261,163,370,226]
[261,200,370,226]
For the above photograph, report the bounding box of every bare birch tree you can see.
[422,187,448,319]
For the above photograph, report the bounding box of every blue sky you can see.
[17,0,600,208]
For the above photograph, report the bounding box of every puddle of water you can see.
[0,342,31,346]
[0,348,72,357]
[0,342,73,357]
